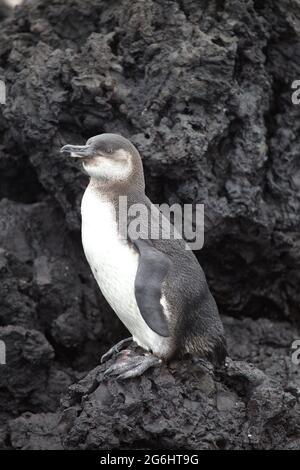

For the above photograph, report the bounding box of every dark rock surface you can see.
[0,1,11,20]
[0,0,299,450]
[59,357,298,450]
[4,353,299,450]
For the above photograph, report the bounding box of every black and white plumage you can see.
[61,134,226,378]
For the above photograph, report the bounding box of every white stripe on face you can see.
[83,149,132,181]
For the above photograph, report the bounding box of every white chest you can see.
[80,186,171,357]
[81,187,138,315]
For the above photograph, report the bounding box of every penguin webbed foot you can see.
[103,349,161,380]
[101,337,133,364]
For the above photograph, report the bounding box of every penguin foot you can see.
[103,350,161,380]
[101,337,133,363]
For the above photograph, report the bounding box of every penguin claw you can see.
[101,337,133,363]
[116,359,160,380]
[103,353,161,380]
[103,363,123,377]
[103,353,138,377]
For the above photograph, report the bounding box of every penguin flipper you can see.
[131,238,171,337]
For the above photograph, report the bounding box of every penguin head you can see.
[61,133,145,189]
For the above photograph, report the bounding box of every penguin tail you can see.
[210,334,227,366]
[181,331,227,366]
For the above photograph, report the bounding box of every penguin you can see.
[61,134,226,379]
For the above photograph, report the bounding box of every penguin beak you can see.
[60,144,94,159]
